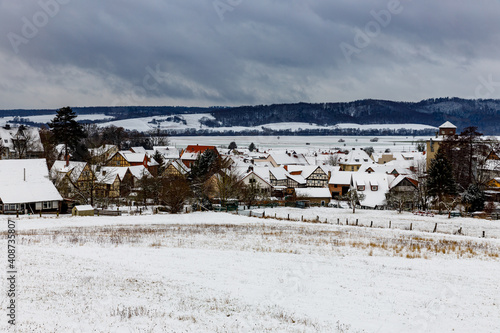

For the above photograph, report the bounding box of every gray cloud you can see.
[1,0,500,109]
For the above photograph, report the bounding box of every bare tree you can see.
[215,168,244,204]
[11,126,39,159]
[342,188,365,214]
[161,175,191,213]
[326,154,339,166]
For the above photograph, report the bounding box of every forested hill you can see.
[1,97,499,134]
[206,98,500,134]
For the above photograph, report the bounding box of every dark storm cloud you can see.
[0,0,499,108]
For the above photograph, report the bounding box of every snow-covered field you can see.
[1,209,499,332]
[169,135,429,153]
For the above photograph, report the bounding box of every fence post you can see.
[288,214,290,220]
[370,221,373,228]
[301,215,303,222]
[356,219,358,226]
[337,218,339,225]
[483,231,485,238]
[389,221,391,228]
[410,223,413,231]
[433,223,437,233]
[249,211,252,217]
[346,218,348,225]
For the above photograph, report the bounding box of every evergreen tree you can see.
[462,184,485,213]
[48,107,86,158]
[228,141,237,150]
[189,149,220,183]
[248,142,256,152]
[427,148,457,208]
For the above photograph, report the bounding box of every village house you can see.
[426,121,457,170]
[328,171,354,198]
[240,167,273,196]
[0,125,43,159]
[387,175,419,210]
[162,159,190,178]
[107,151,149,168]
[180,145,219,168]
[351,172,394,209]
[0,159,62,214]
[294,188,331,206]
[88,144,119,165]
[287,165,330,188]
[50,160,94,200]
[338,148,372,171]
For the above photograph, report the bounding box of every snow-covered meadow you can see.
[1,209,499,332]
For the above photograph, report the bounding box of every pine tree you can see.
[427,148,457,210]
[248,142,256,152]
[228,141,237,150]
[48,107,86,158]
[462,184,485,213]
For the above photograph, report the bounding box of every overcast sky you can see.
[1,0,499,109]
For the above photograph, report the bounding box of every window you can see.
[357,185,365,191]
[43,201,50,209]
[371,185,378,191]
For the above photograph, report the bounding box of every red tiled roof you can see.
[183,145,218,154]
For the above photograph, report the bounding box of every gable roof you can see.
[182,145,218,156]
[439,121,456,129]
[119,152,147,163]
[0,159,62,204]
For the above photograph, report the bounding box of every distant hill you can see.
[1,97,498,135]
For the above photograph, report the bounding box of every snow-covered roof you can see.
[50,160,88,183]
[130,146,147,154]
[154,146,180,159]
[96,167,121,185]
[389,175,418,189]
[329,171,354,185]
[287,173,306,185]
[73,205,94,211]
[128,165,151,179]
[120,152,146,163]
[269,167,288,180]
[351,173,394,208]
[338,149,372,166]
[0,126,43,152]
[295,188,331,198]
[0,159,63,204]
[269,153,309,166]
[439,121,456,129]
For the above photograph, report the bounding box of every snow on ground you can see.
[0,211,499,332]
[169,135,429,153]
[95,112,436,136]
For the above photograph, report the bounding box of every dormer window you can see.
[371,185,378,191]
[357,185,365,191]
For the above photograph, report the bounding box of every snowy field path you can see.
[1,212,499,332]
